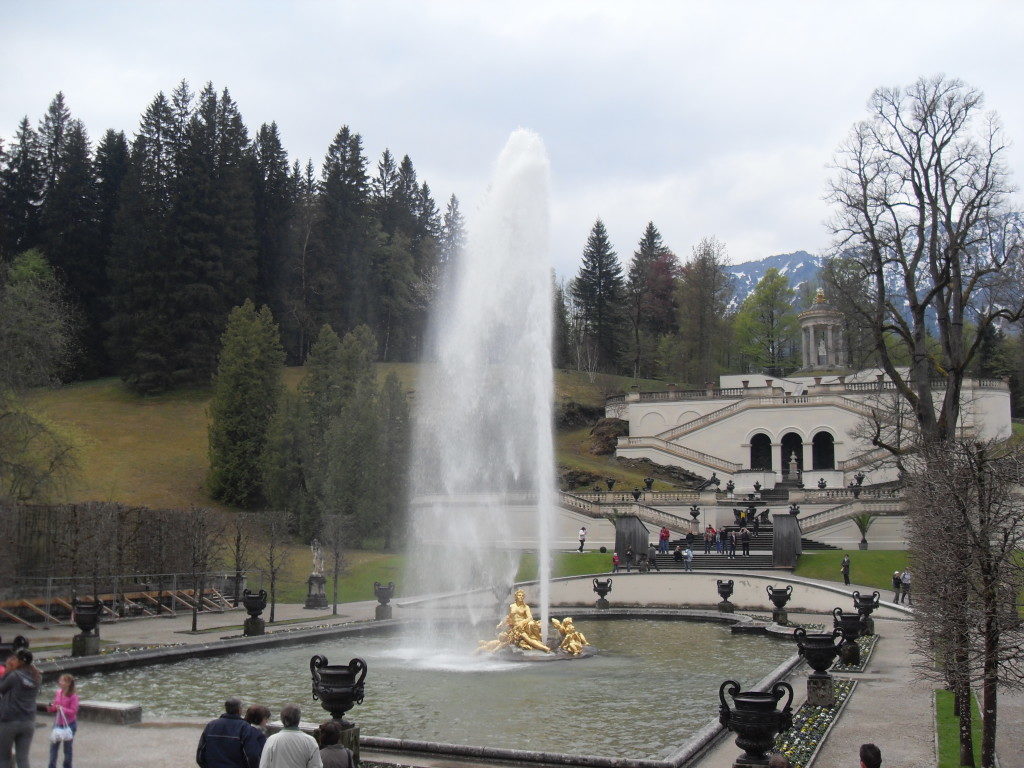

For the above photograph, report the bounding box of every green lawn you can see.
[794,550,907,591]
[516,551,613,581]
[266,549,405,605]
[935,689,982,768]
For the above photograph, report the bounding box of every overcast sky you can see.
[3,1,1023,277]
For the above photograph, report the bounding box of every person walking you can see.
[752,516,760,537]
[624,546,635,573]
[841,554,851,586]
[577,527,587,553]
[611,552,620,572]
[316,722,354,768]
[891,571,902,603]
[647,543,661,572]
[683,546,694,573]
[900,569,912,605]
[47,673,79,768]
[740,527,751,557]
[727,530,737,559]
[259,705,322,768]
[659,526,671,554]
[197,697,264,768]
[0,648,41,768]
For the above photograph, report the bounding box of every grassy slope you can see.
[794,550,907,591]
[935,690,982,768]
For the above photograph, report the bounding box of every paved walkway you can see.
[1,577,988,768]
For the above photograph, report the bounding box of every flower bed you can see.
[831,634,878,673]
[772,678,856,768]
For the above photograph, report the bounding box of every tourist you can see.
[740,527,751,557]
[891,571,902,603]
[611,552,620,572]
[624,546,634,572]
[841,554,851,586]
[47,673,79,768]
[0,648,41,768]
[577,526,587,553]
[197,697,264,768]
[683,546,694,572]
[900,570,912,605]
[659,526,671,554]
[673,545,683,563]
[259,704,322,768]
[767,754,791,768]
[859,743,881,768]
[752,516,760,537]
[245,704,272,736]
[316,721,353,768]
[716,528,725,554]
[703,526,713,554]
[727,530,737,559]
[647,543,660,572]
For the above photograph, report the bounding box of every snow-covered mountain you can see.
[727,250,821,308]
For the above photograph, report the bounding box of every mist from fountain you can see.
[404,129,554,660]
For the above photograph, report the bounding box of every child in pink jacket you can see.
[47,673,79,768]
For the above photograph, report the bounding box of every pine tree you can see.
[40,120,105,376]
[625,222,680,378]
[570,219,625,373]
[553,277,572,369]
[208,300,284,507]
[439,194,465,269]
[253,122,293,313]
[38,92,72,203]
[0,118,44,255]
[733,267,799,375]
[676,236,734,385]
[375,372,409,548]
[279,159,320,363]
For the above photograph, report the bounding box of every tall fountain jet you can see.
[406,129,554,656]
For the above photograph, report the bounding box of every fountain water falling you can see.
[405,129,555,658]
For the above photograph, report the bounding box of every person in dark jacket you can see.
[197,698,264,768]
[0,648,41,768]
[317,721,354,768]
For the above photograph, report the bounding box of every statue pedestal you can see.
[861,617,875,636]
[595,598,610,610]
[772,609,788,625]
[718,600,734,613]
[375,604,392,620]
[337,722,360,764]
[304,574,328,610]
[839,641,861,666]
[72,634,100,657]
[806,676,835,707]
[243,617,265,636]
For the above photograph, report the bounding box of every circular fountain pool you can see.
[79,619,791,759]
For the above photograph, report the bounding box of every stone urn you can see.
[310,655,367,726]
[690,505,701,522]
[725,479,735,495]
[71,599,102,657]
[793,627,843,707]
[718,680,794,766]
[852,590,880,636]
[766,585,793,626]
[605,477,616,491]
[717,579,735,613]
[832,608,863,665]
[242,588,268,636]
[788,502,801,516]
[593,578,613,609]
[373,581,396,620]
[753,481,762,492]
[644,477,654,491]
[632,488,641,501]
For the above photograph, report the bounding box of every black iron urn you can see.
[242,589,268,636]
[717,579,735,613]
[793,627,842,678]
[851,590,880,636]
[374,581,396,620]
[310,655,367,726]
[592,577,613,609]
[72,599,101,635]
[832,607,863,665]
[766,585,793,625]
[718,680,794,766]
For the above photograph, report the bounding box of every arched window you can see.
[781,432,803,477]
[812,431,835,470]
[750,433,772,471]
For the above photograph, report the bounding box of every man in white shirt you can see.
[259,705,322,768]
[578,527,587,553]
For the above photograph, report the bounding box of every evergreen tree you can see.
[40,120,105,376]
[106,91,178,392]
[279,159,320,363]
[570,219,625,372]
[553,277,571,369]
[261,391,314,532]
[625,222,680,378]
[733,267,799,375]
[676,236,733,386]
[439,193,465,269]
[253,122,293,313]
[208,300,284,508]
[375,372,409,549]
[0,118,44,255]
[38,92,72,203]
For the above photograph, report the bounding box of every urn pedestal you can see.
[71,600,102,657]
[242,589,268,636]
[592,578,613,609]
[304,574,328,610]
[717,580,735,613]
[374,582,395,620]
[833,608,863,665]
[766,585,793,626]
[793,627,842,707]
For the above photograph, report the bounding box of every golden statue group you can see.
[477,589,589,656]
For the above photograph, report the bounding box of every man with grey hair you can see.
[259,704,322,768]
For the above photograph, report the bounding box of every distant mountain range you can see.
[726,250,821,308]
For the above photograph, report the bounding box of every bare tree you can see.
[319,514,348,615]
[828,75,1024,443]
[905,439,1024,768]
[257,511,293,623]
[228,513,257,606]
[183,507,225,632]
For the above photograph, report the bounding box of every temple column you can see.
[802,441,814,473]
[771,442,783,483]
[826,324,834,367]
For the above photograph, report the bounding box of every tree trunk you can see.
[955,684,976,767]
[269,572,277,623]
[332,566,339,616]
